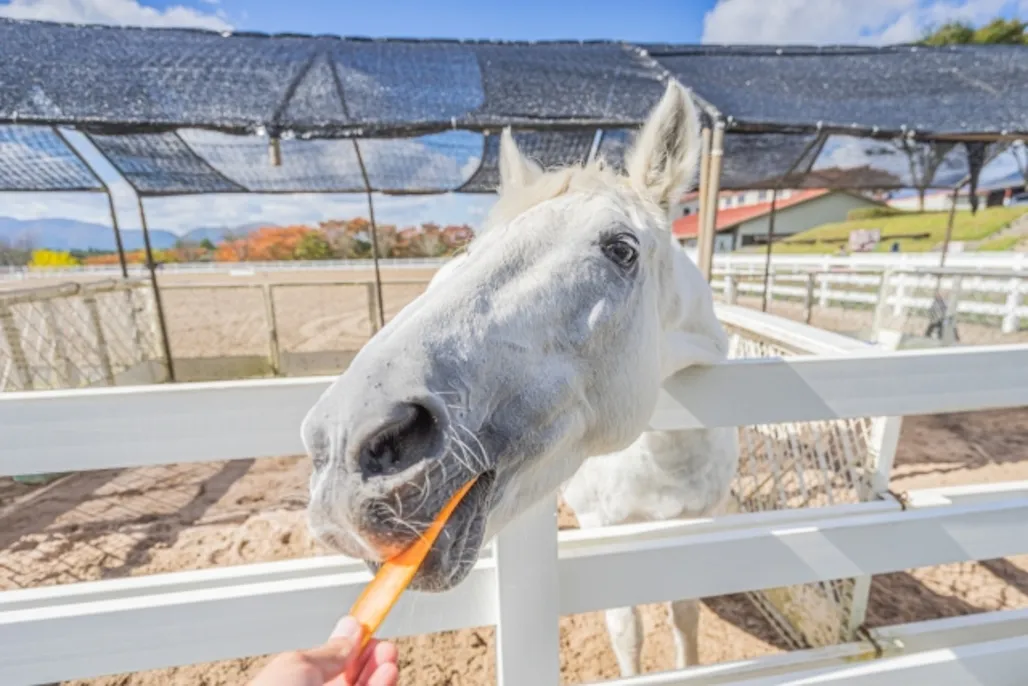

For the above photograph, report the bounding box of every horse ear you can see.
[626,81,702,209]
[498,128,543,192]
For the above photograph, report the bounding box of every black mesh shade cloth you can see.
[459,130,596,192]
[0,18,666,137]
[6,19,1027,139]
[0,125,102,192]
[3,19,1027,196]
[648,44,1028,137]
[87,129,487,194]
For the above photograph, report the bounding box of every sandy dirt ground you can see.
[2,268,1027,685]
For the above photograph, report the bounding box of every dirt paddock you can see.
[2,269,1027,685]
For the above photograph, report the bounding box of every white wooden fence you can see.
[715,265,1028,335]
[3,250,1025,281]
[2,309,1028,684]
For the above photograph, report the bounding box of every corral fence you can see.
[714,264,1028,344]
[2,307,1027,685]
[0,278,165,392]
[0,258,450,282]
[0,276,433,392]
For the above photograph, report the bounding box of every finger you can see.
[356,641,398,683]
[297,617,364,679]
[342,637,382,684]
[366,662,400,686]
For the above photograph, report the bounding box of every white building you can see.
[672,189,883,252]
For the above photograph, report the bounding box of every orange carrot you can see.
[349,477,479,646]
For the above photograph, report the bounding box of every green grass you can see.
[767,206,1028,254]
[978,234,1024,252]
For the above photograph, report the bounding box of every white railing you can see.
[0,257,451,280]
[2,310,1028,685]
[714,264,1028,335]
[3,251,1026,282]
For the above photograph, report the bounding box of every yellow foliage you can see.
[29,249,80,268]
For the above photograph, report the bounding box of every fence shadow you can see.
[0,470,121,552]
[701,594,796,652]
[99,459,256,579]
[892,407,1028,479]
[864,569,993,629]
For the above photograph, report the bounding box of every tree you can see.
[897,139,957,212]
[0,238,32,267]
[922,18,1025,45]
[174,239,206,262]
[973,18,1026,44]
[28,249,80,268]
[199,238,216,252]
[921,21,975,45]
[294,231,333,260]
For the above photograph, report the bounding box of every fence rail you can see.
[3,250,1026,281]
[715,265,1028,337]
[2,483,1026,685]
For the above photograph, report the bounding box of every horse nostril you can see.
[358,401,443,478]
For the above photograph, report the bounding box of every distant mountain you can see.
[0,218,273,252]
[180,223,276,244]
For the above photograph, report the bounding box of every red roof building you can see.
[671,189,882,252]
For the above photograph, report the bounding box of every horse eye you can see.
[603,240,638,268]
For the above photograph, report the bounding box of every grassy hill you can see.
[764,206,1028,254]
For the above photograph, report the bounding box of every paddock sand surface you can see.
[2,267,1028,684]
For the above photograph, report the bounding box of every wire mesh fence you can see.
[726,331,880,650]
[0,279,163,392]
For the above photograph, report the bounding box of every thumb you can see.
[297,617,365,679]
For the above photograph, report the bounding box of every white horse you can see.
[303,81,739,676]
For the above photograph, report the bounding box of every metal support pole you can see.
[939,186,960,269]
[135,196,176,382]
[699,122,724,281]
[262,283,281,375]
[352,141,386,330]
[696,125,712,272]
[761,189,779,313]
[760,132,827,314]
[53,128,129,279]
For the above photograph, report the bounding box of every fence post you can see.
[817,270,829,308]
[124,287,148,364]
[1002,275,1023,335]
[766,269,774,307]
[846,330,905,639]
[365,282,380,336]
[943,276,963,345]
[84,293,116,386]
[871,269,893,338]
[262,284,281,375]
[803,273,815,324]
[891,272,907,317]
[724,273,737,304]
[494,497,561,686]
[42,300,76,388]
[0,301,33,390]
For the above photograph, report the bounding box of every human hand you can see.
[248,616,398,686]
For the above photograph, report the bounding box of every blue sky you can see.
[214,0,713,42]
[1,0,1027,236]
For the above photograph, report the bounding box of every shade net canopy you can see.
[0,18,666,137]
[0,125,102,192]
[2,19,1026,195]
[648,44,1028,138]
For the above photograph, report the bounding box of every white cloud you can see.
[701,0,1022,45]
[0,0,231,31]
